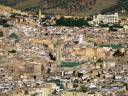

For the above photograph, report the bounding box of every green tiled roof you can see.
[96,44,123,49]
[61,62,80,67]
[9,32,18,39]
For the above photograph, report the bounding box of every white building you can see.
[79,34,83,44]
[93,13,119,26]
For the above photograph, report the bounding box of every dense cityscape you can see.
[0,3,128,96]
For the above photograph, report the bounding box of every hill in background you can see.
[0,0,127,16]
[101,0,128,14]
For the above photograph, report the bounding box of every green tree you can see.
[113,49,124,57]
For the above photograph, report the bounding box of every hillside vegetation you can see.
[1,0,127,16]
[101,0,128,14]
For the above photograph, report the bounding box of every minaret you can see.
[39,9,42,20]
[64,34,68,41]
[79,34,83,44]
[56,44,61,66]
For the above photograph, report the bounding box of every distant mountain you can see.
[0,0,127,16]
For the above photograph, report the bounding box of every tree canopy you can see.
[56,17,90,27]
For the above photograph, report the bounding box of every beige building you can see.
[70,48,106,59]
[11,88,51,96]
[61,91,102,96]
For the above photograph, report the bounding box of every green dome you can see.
[9,32,18,39]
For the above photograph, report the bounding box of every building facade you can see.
[93,13,119,26]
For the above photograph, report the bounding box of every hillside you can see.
[0,4,15,15]
[101,0,128,14]
[0,0,127,16]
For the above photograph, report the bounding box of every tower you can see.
[79,34,83,44]
[56,43,61,66]
[39,9,42,20]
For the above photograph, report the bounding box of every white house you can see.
[93,13,119,26]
